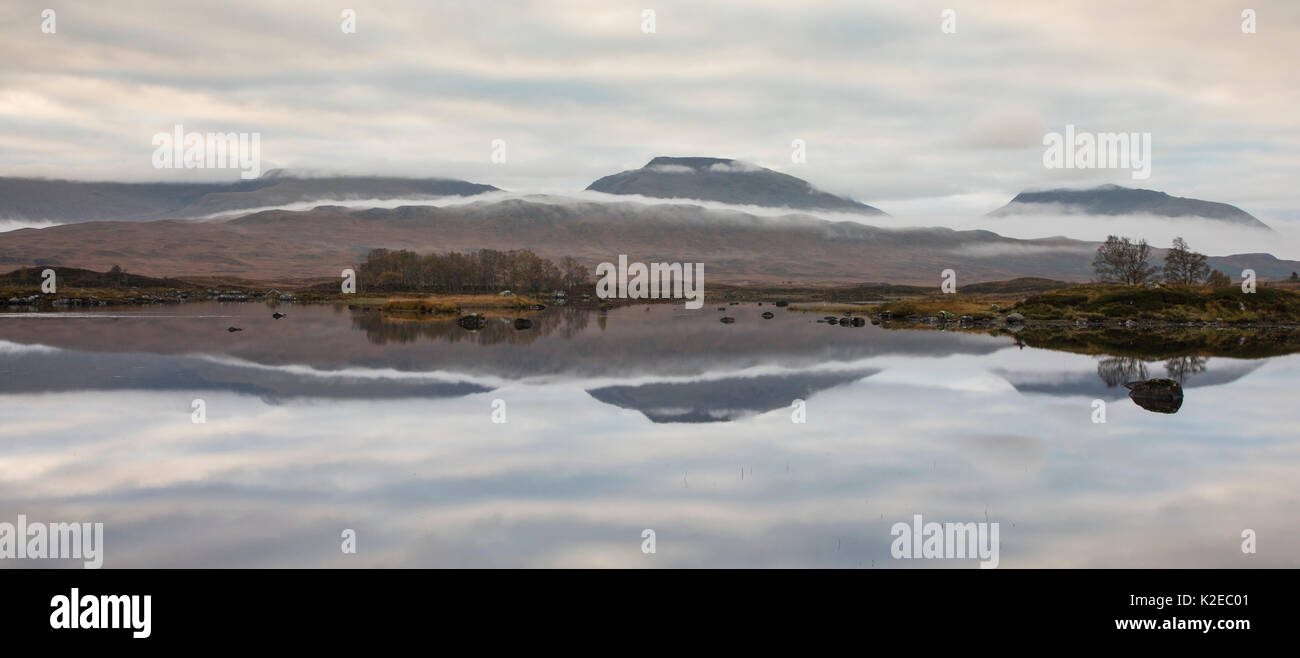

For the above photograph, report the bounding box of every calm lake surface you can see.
[1,301,1296,567]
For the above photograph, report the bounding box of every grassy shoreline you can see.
[6,267,1300,327]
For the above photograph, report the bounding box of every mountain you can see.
[586,156,887,214]
[0,171,498,223]
[3,197,1296,285]
[988,184,1270,229]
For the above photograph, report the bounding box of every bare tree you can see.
[1097,356,1149,387]
[1162,237,1210,286]
[1092,235,1158,285]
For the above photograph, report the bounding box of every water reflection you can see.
[1,303,1298,567]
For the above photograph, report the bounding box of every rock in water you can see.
[1124,378,1184,414]
[272,312,286,319]
[513,318,533,330]
[761,311,774,319]
[1006,312,1025,324]
[720,316,736,324]
[227,326,242,332]
[457,314,487,330]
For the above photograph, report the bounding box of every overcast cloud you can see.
[2,0,1297,229]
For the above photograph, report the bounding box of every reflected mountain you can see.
[587,369,879,423]
[995,357,1261,401]
[0,348,491,402]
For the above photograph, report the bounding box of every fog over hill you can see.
[586,157,887,215]
[2,197,1297,286]
[988,184,1270,230]
[0,171,499,224]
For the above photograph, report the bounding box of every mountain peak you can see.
[586,156,886,215]
[990,184,1269,229]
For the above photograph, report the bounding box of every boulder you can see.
[457,314,488,330]
[1006,312,1025,324]
[720,316,736,324]
[1123,378,1184,414]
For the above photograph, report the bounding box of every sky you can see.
[2,0,1298,225]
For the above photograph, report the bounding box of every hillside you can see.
[586,156,886,214]
[3,198,1297,286]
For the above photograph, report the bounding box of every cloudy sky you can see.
[2,0,1298,223]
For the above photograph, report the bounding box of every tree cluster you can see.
[357,248,589,293]
[1093,236,1226,287]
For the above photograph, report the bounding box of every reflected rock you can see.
[513,318,533,330]
[457,314,487,331]
[1124,378,1184,414]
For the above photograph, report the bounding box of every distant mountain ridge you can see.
[4,198,1297,285]
[586,156,887,215]
[989,184,1269,229]
[0,172,498,223]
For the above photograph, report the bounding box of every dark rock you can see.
[1123,378,1184,414]
[272,312,286,319]
[720,316,736,324]
[761,311,774,319]
[457,314,487,330]
[774,301,789,308]
[513,318,533,330]
[227,327,242,332]
[851,317,866,327]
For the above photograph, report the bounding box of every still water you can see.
[1,302,1296,567]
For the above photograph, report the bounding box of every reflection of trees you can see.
[1164,356,1208,383]
[1096,357,1150,387]
[351,306,591,346]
